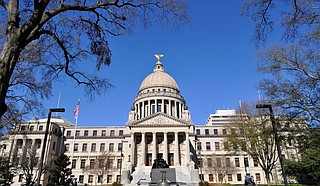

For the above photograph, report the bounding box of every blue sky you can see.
[42,1,265,126]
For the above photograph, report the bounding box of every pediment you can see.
[128,113,192,127]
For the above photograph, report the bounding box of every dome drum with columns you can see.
[127,56,191,124]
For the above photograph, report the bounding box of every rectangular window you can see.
[100,143,105,152]
[91,143,96,152]
[215,142,220,150]
[109,143,114,151]
[253,158,259,167]
[118,143,123,152]
[223,142,229,150]
[235,157,240,167]
[205,129,209,135]
[119,130,123,136]
[82,143,87,152]
[18,174,23,182]
[117,159,122,169]
[80,159,86,168]
[206,142,211,150]
[67,131,71,136]
[207,158,212,167]
[93,130,97,136]
[237,173,242,181]
[98,175,103,183]
[255,173,261,181]
[213,129,218,135]
[107,160,113,169]
[88,175,93,183]
[110,130,115,136]
[227,174,232,182]
[72,159,76,169]
[39,126,43,131]
[216,158,222,167]
[209,174,214,182]
[226,157,231,167]
[84,130,88,136]
[101,130,106,136]
[30,126,34,131]
[196,129,200,135]
[244,157,249,167]
[74,143,78,152]
[90,159,95,169]
[222,129,227,135]
[79,175,84,183]
[65,144,69,151]
[76,130,80,136]
[197,142,202,150]
[107,175,112,183]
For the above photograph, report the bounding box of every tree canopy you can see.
[0,0,189,129]
[243,0,320,126]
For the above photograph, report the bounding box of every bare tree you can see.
[204,154,238,184]
[18,150,41,186]
[82,151,115,185]
[225,103,278,186]
[0,0,189,126]
[243,0,320,126]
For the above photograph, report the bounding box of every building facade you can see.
[0,57,298,185]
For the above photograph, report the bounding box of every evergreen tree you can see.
[0,156,14,185]
[285,128,320,184]
[48,154,72,186]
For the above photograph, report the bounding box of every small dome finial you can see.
[154,54,164,62]
[154,54,164,72]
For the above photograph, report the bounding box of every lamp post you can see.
[256,104,288,186]
[37,108,65,186]
[119,140,128,184]
[194,139,203,182]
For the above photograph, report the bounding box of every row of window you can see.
[71,158,122,170]
[203,157,259,168]
[207,173,261,182]
[65,142,122,152]
[196,128,227,135]
[77,175,119,184]
[19,125,44,131]
[66,129,123,137]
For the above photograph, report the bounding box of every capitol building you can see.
[0,57,298,185]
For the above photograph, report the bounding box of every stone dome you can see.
[139,61,179,91]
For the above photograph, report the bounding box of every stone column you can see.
[169,100,172,116]
[175,102,178,118]
[135,104,138,120]
[163,132,168,163]
[174,132,180,166]
[152,132,157,161]
[131,133,135,166]
[185,132,190,165]
[141,132,146,166]
[141,101,144,118]
[148,100,151,116]
[162,99,164,113]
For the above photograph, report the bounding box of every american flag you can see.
[74,101,80,119]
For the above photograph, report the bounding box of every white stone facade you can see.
[0,58,299,185]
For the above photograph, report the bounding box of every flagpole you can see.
[70,99,80,165]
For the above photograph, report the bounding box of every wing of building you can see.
[0,57,300,186]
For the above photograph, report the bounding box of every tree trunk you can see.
[0,40,20,119]
[265,172,271,186]
[0,0,21,120]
